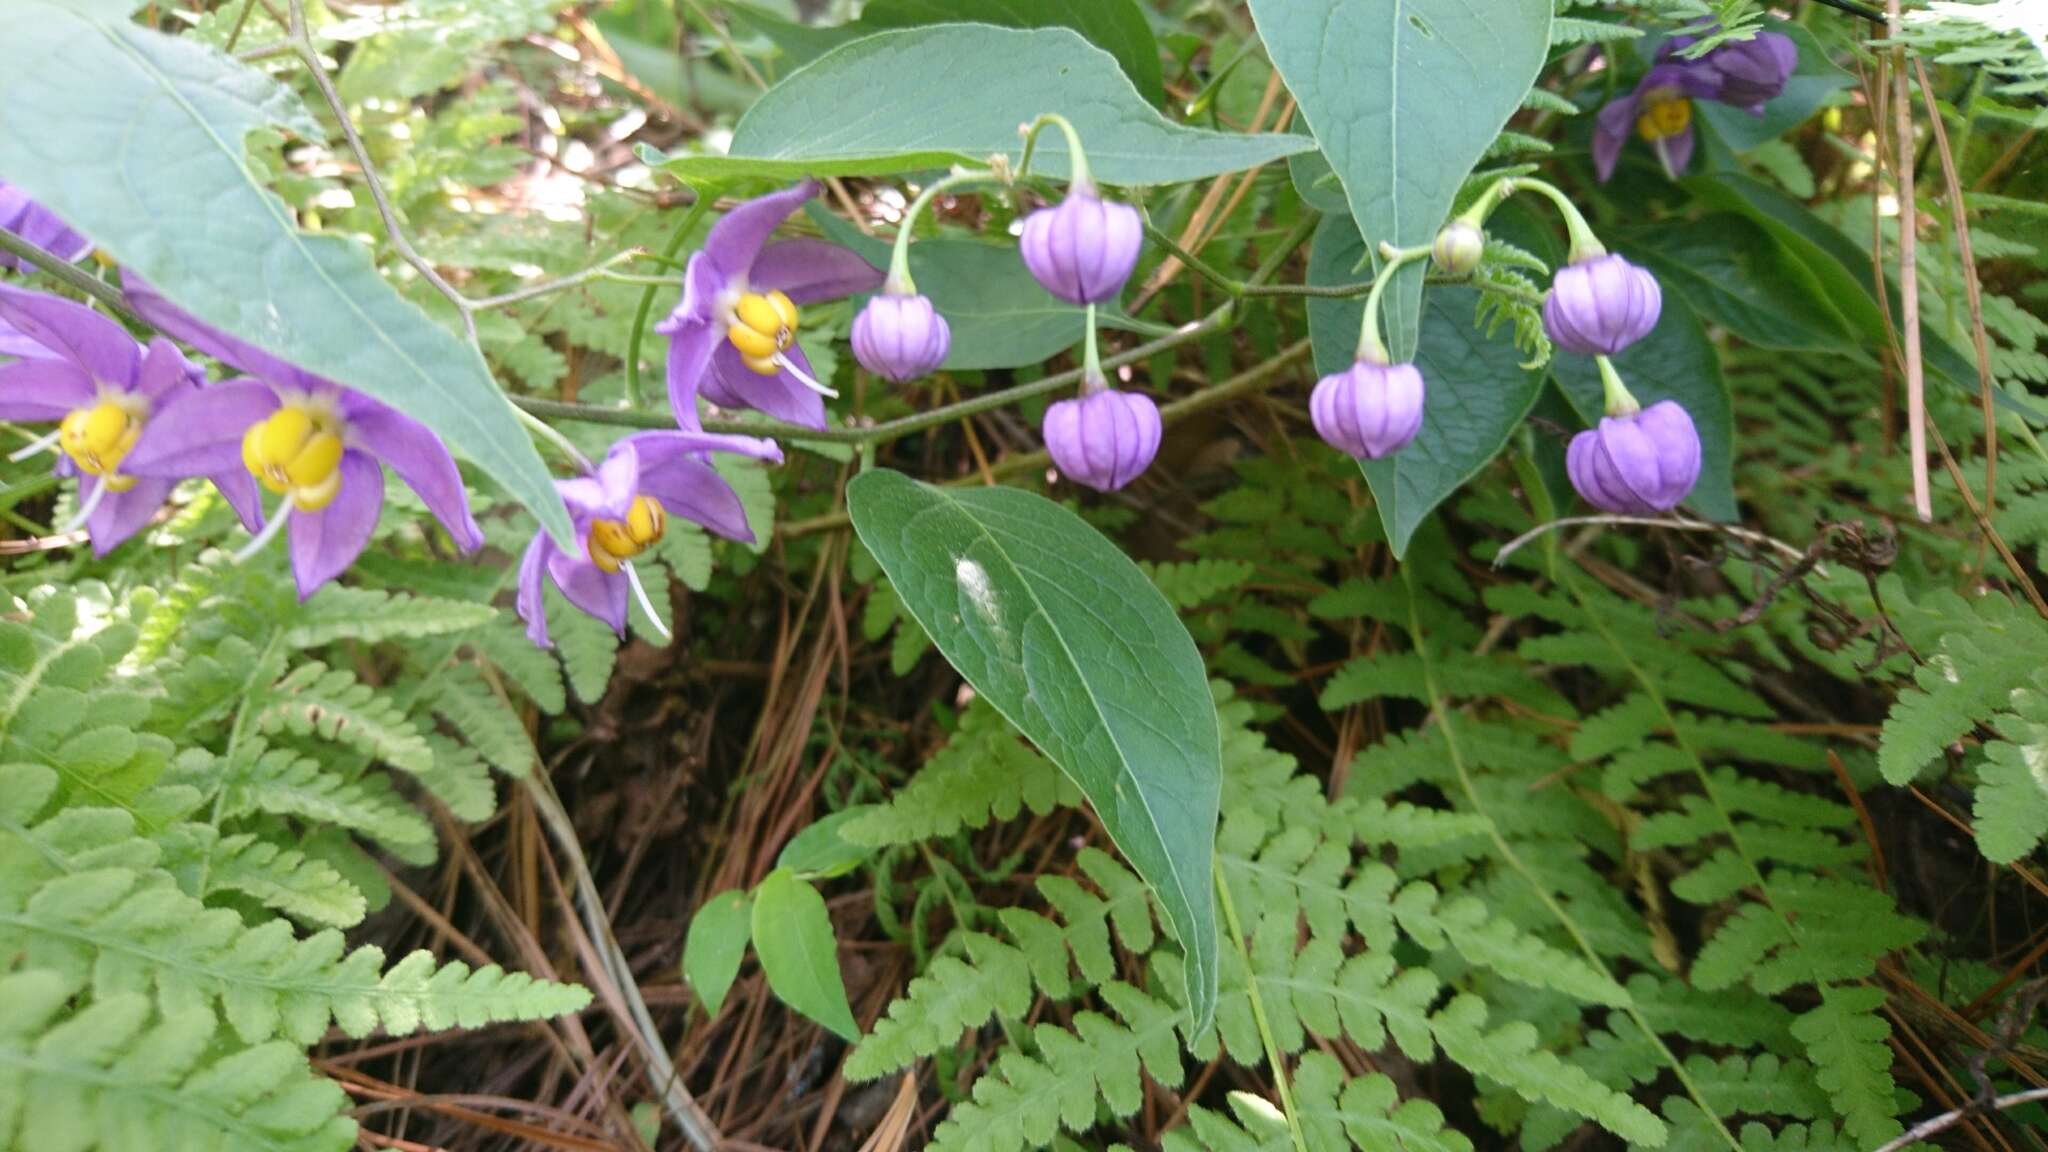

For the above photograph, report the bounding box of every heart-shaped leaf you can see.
[1250,0,1550,361]
[0,0,573,544]
[1306,215,1545,556]
[847,470,1221,1030]
[648,24,1309,187]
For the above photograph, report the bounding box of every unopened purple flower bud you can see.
[1700,31,1798,113]
[852,292,950,382]
[1043,386,1161,492]
[1432,220,1485,279]
[1543,254,1662,357]
[1566,399,1701,515]
[1310,360,1426,460]
[1020,190,1143,305]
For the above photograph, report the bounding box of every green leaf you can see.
[1306,215,1545,557]
[648,25,1309,186]
[1790,985,1902,1147]
[847,471,1221,1030]
[1249,0,1550,360]
[751,869,859,1040]
[1618,215,1854,353]
[859,0,1162,106]
[1550,292,1739,522]
[777,809,873,879]
[681,889,752,1019]
[0,1,574,545]
[813,208,1095,371]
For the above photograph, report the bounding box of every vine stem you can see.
[0,230,132,317]
[1213,859,1309,1152]
[625,194,718,410]
[287,0,477,344]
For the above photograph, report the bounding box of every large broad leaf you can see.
[1306,215,1545,557]
[1618,214,1855,354]
[1250,0,1550,361]
[1685,171,2032,421]
[1551,295,1739,522]
[847,470,1221,1029]
[860,0,1163,106]
[0,0,573,543]
[648,24,1309,187]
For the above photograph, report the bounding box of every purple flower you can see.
[0,182,91,271]
[1021,189,1144,305]
[1310,360,1426,460]
[1543,254,1662,357]
[851,292,950,382]
[0,284,261,555]
[1593,61,1723,182]
[119,275,484,598]
[658,181,883,431]
[516,431,782,647]
[1043,386,1161,493]
[1664,30,1798,114]
[1567,399,1701,515]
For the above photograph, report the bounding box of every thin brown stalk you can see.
[1915,58,1999,518]
[1887,0,1931,520]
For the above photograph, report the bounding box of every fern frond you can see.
[0,867,588,1045]
[1789,985,1902,1147]
[1692,876,1924,995]
[283,587,494,648]
[256,662,433,776]
[840,703,1076,847]
[425,664,533,779]
[0,969,357,1152]
[154,824,366,929]
[928,982,1187,1152]
[1140,559,1257,610]
[214,742,436,862]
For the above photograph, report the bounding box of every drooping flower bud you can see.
[1674,29,1798,114]
[1431,220,1485,279]
[851,292,951,383]
[1566,399,1701,515]
[1543,254,1662,356]
[1020,189,1144,305]
[1311,360,1426,461]
[1043,386,1161,493]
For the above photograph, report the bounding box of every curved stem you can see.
[1595,355,1641,417]
[1503,176,1606,263]
[1017,111,1095,191]
[516,406,595,473]
[1356,245,1431,364]
[887,171,994,293]
[625,193,718,410]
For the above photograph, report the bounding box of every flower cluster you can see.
[1595,27,1799,182]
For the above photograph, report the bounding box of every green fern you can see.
[0,969,357,1152]
[256,661,435,777]
[840,702,1078,847]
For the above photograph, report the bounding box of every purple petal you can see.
[1593,95,1638,183]
[288,452,383,599]
[704,181,819,283]
[558,441,643,524]
[623,428,783,468]
[124,377,280,478]
[1657,125,1697,179]
[517,532,554,648]
[207,467,267,533]
[135,337,201,405]
[658,254,727,431]
[0,316,57,360]
[340,391,483,552]
[123,273,332,394]
[0,183,91,269]
[0,284,140,389]
[749,239,885,305]
[628,445,758,542]
[547,544,629,637]
[0,357,94,421]
[87,476,175,557]
[705,341,826,430]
